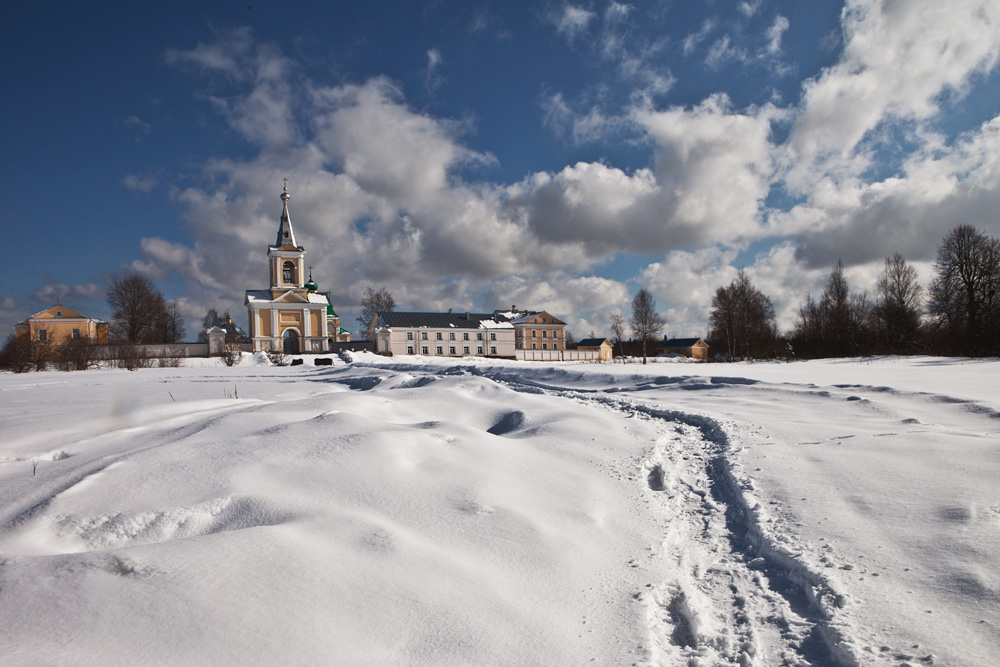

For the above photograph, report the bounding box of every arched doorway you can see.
[282,329,300,354]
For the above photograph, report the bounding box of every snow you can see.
[1,356,998,665]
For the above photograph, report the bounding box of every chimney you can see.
[512,304,516,312]
[448,308,452,314]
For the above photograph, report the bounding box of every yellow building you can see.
[505,310,566,351]
[245,185,334,354]
[576,337,613,361]
[15,305,109,344]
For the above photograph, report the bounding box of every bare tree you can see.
[928,225,1000,355]
[219,341,243,367]
[106,273,168,344]
[156,300,186,344]
[792,260,871,358]
[874,253,923,354]
[358,285,396,339]
[708,270,777,359]
[609,314,626,360]
[630,288,665,364]
[0,333,33,373]
[57,333,97,371]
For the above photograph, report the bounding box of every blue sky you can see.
[2,1,999,339]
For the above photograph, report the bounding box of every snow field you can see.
[0,355,997,665]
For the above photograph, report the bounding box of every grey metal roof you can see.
[576,338,609,347]
[375,311,507,329]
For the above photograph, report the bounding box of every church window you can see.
[282,261,297,285]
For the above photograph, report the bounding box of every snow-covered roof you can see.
[375,311,513,330]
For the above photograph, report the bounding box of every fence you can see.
[515,349,602,362]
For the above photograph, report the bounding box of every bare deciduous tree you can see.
[609,314,626,360]
[708,270,777,359]
[928,225,1000,355]
[874,253,923,354]
[358,285,396,339]
[630,288,664,364]
[106,273,168,344]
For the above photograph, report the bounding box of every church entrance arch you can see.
[282,328,300,354]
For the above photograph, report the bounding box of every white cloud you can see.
[765,15,789,55]
[424,48,445,92]
[682,19,716,56]
[786,0,1000,192]
[554,5,596,39]
[122,173,159,193]
[124,115,151,135]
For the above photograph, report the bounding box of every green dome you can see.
[304,278,318,291]
[327,304,338,317]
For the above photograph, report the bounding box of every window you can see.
[282,261,296,284]
[421,332,428,340]
[463,332,469,340]
[39,329,47,341]
[542,343,548,350]
[477,332,483,340]
[449,346,456,354]
[436,346,443,354]
[422,346,428,354]
[532,343,536,350]
[72,328,80,339]
[56,311,62,317]
[542,330,548,338]
[490,332,496,341]
[532,329,537,337]
[436,332,442,340]
[407,346,414,355]
[406,331,413,340]
[463,346,469,354]
[477,346,483,354]
[490,346,497,355]
[449,332,455,340]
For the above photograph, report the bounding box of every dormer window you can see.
[282,261,296,285]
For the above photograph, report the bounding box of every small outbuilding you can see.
[576,338,613,362]
[657,337,709,360]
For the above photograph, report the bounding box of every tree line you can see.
[705,225,1000,360]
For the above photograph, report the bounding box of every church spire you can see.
[273,179,299,249]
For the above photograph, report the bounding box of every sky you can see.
[2,1,999,340]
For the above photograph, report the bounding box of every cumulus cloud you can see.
[786,0,1000,192]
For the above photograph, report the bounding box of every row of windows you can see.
[37,329,81,341]
[405,330,497,341]
[406,345,497,356]
[524,329,561,338]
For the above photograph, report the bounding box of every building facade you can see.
[500,309,567,351]
[245,185,335,354]
[372,311,516,358]
[658,337,710,360]
[15,305,109,345]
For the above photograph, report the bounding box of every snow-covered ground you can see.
[1,354,997,666]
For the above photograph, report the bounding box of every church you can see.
[244,184,350,354]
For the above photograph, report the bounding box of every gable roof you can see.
[577,338,610,347]
[498,310,567,326]
[18,305,104,324]
[375,311,513,330]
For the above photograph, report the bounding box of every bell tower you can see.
[268,181,307,299]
